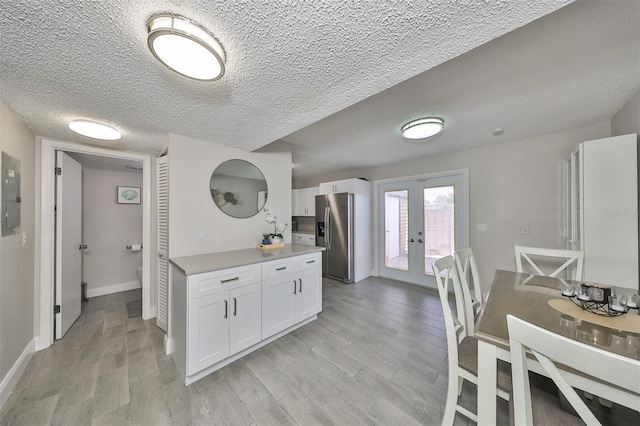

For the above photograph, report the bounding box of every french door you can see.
[378,172,468,289]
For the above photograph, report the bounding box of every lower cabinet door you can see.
[294,268,322,321]
[262,275,296,339]
[188,292,229,375]
[229,283,262,355]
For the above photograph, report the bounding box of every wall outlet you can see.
[516,224,529,235]
[197,230,205,241]
[22,231,27,247]
[477,224,487,232]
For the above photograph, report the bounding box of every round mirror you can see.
[210,159,268,218]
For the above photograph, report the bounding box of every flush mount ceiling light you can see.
[68,120,121,140]
[147,14,226,81]
[401,117,444,139]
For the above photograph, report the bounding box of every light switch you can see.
[517,225,529,235]
[477,224,487,232]
[197,230,205,241]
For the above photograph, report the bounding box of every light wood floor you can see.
[3,275,630,425]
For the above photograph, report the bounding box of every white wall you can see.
[612,91,640,138]
[168,135,292,258]
[296,121,611,293]
[0,101,35,390]
[81,168,143,293]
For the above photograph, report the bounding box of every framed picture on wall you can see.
[117,186,141,204]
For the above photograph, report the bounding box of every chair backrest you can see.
[514,245,584,281]
[507,315,640,426]
[433,256,473,349]
[454,247,482,323]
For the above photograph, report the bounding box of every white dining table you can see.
[474,270,640,425]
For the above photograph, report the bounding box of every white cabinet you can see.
[292,189,300,216]
[293,233,316,246]
[292,187,318,216]
[566,134,638,289]
[187,284,261,375]
[229,283,262,355]
[170,248,324,385]
[187,292,229,374]
[262,252,322,339]
[318,178,367,195]
[186,265,261,376]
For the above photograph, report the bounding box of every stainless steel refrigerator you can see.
[315,193,354,283]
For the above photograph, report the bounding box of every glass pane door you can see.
[378,172,468,289]
[380,184,417,283]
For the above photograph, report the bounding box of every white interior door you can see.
[378,172,468,289]
[55,151,82,339]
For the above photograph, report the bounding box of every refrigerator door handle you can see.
[326,206,332,248]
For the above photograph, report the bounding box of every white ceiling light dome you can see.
[68,120,121,140]
[401,117,444,139]
[147,14,226,81]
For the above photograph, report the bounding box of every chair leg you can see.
[442,373,459,425]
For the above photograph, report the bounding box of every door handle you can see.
[418,239,423,244]
[78,244,88,250]
[293,280,297,294]
[298,278,302,293]
[409,238,415,243]
[233,297,237,316]
[224,300,228,318]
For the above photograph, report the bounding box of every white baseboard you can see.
[0,338,35,410]
[86,280,141,298]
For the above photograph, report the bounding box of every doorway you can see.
[376,170,469,288]
[38,138,153,350]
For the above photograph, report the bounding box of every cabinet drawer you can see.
[188,264,261,299]
[262,258,295,280]
[295,252,321,272]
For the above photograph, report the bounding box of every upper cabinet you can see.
[292,186,318,217]
[292,189,300,216]
[318,178,369,195]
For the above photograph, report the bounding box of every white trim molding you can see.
[0,339,35,410]
[86,281,141,298]
[37,137,154,349]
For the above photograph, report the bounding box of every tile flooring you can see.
[1,276,633,425]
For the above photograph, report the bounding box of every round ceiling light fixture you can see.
[147,14,226,81]
[68,120,121,140]
[401,117,444,140]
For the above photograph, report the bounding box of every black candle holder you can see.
[562,283,637,317]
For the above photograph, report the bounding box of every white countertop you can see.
[170,244,325,275]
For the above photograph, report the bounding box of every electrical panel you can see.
[2,151,21,236]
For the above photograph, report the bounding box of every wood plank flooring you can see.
[2,275,631,425]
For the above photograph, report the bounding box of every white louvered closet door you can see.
[156,156,169,331]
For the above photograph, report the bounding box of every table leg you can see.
[477,340,498,425]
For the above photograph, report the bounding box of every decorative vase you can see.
[262,239,271,245]
[270,237,281,244]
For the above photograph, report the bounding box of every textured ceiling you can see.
[284,0,640,179]
[0,0,572,173]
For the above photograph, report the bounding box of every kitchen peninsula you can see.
[169,244,325,385]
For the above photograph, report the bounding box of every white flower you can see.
[263,208,287,237]
[263,208,276,224]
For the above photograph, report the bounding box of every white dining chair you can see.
[433,256,511,425]
[454,247,483,325]
[507,314,640,425]
[514,246,584,281]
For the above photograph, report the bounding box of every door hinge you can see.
[55,167,62,175]
[54,305,61,314]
